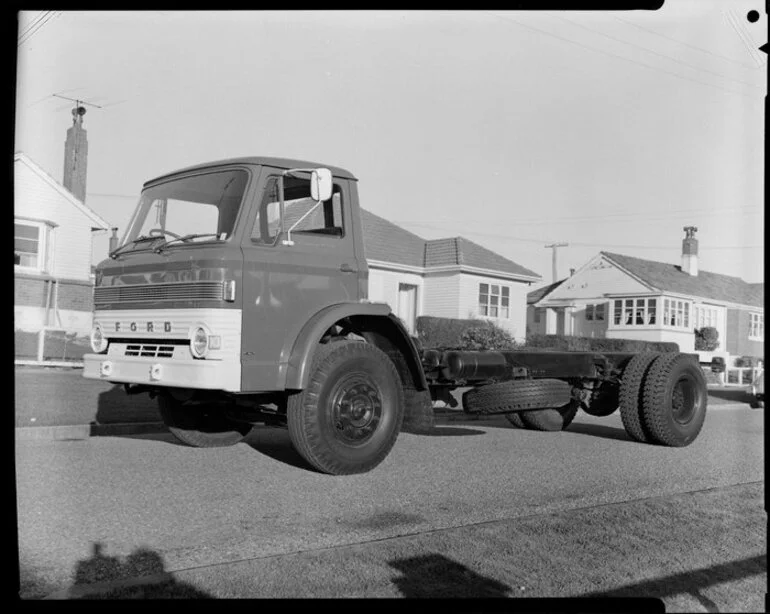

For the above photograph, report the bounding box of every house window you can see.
[662,298,691,328]
[479,284,510,319]
[613,298,657,326]
[533,307,541,323]
[15,220,50,272]
[749,313,764,341]
[694,305,719,330]
[585,303,606,321]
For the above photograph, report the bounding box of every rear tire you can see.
[158,395,253,448]
[462,379,572,415]
[619,353,660,443]
[641,353,707,447]
[519,400,580,432]
[287,341,404,475]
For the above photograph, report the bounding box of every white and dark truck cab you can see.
[84,157,710,474]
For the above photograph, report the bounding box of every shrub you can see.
[416,316,487,349]
[458,325,517,351]
[735,355,763,368]
[694,327,720,351]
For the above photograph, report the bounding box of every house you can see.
[362,210,541,341]
[528,227,764,358]
[14,152,110,337]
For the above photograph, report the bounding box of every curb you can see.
[15,421,168,441]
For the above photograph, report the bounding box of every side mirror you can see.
[310,168,333,202]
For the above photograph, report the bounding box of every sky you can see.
[15,3,766,287]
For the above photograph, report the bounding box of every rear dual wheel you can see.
[620,352,707,447]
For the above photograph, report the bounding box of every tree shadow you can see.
[59,542,213,599]
[581,554,766,612]
[389,552,512,598]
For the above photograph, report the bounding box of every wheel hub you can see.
[331,376,382,444]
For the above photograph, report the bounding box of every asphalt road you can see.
[16,399,765,604]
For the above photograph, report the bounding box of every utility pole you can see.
[544,242,568,283]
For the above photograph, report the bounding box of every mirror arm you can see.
[282,200,322,246]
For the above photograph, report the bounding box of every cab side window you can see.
[251,175,344,244]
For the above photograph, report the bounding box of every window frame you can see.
[14,218,54,274]
[749,312,764,341]
[479,283,511,319]
[611,297,659,327]
[251,174,346,246]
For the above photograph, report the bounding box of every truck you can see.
[83,156,709,475]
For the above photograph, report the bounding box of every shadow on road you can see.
[94,385,162,425]
[706,388,752,404]
[566,422,631,442]
[62,542,213,599]
[389,552,512,598]
[582,554,766,611]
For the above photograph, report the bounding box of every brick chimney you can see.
[681,226,698,276]
[63,106,88,202]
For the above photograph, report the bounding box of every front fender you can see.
[284,302,391,390]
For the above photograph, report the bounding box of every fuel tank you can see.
[440,350,510,381]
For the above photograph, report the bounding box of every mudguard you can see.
[284,302,390,390]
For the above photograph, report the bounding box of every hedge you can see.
[415,316,678,353]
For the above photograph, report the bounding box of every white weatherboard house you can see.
[362,210,541,341]
[527,228,764,358]
[14,152,110,336]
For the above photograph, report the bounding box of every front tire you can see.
[287,341,404,475]
[158,395,253,448]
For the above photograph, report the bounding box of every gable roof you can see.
[361,209,426,268]
[527,279,566,304]
[603,251,763,308]
[425,237,540,279]
[14,152,110,230]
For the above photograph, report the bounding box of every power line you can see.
[396,221,763,251]
[483,11,762,102]
[613,15,760,71]
[19,11,50,40]
[553,13,764,92]
[18,11,60,47]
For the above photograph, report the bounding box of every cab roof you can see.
[145,156,357,186]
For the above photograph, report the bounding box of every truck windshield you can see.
[119,169,249,252]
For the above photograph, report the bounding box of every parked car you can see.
[749,372,764,409]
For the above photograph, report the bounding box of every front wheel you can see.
[158,395,253,448]
[287,341,404,475]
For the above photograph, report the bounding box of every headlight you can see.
[189,326,209,358]
[90,324,108,353]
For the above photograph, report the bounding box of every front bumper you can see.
[83,353,241,392]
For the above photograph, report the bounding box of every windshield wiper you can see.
[154,233,222,253]
[109,235,161,259]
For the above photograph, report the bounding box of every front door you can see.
[240,171,361,392]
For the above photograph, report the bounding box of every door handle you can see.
[339,263,356,273]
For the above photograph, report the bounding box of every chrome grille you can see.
[124,344,177,358]
[94,281,224,306]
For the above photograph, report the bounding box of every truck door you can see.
[240,171,361,392]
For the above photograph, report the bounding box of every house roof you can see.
[527,279,566,304]
[14,152,110,230]
[361,209,426,268]
[602,251,764,308]
[425,237,540,279]
[362,210,540,280]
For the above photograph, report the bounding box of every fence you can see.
[723,366,763,387]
